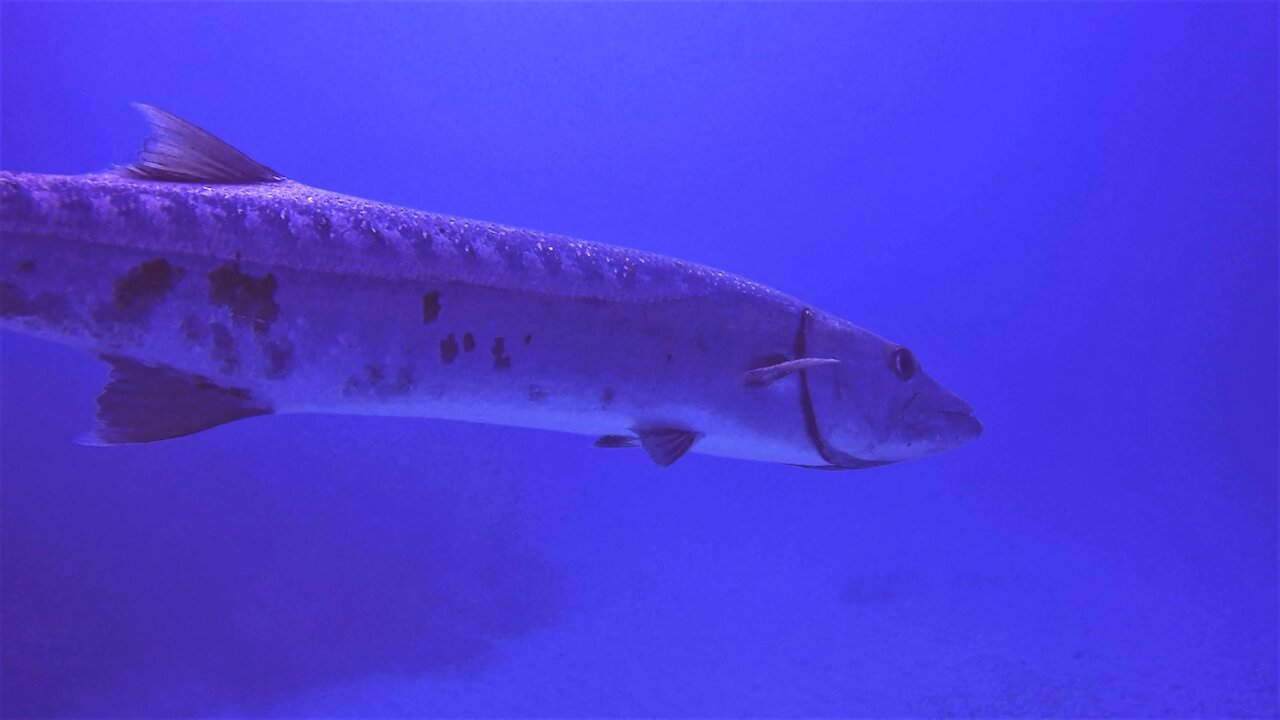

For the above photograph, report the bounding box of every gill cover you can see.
[793,309,891,470]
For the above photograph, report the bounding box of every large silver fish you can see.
[0,105,980,468]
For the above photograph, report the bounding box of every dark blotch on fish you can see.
[538,244,562,275]
[210,200,250,234]
[0,281,30,318]
[601,387,616,408]
[422,290,441,324]
[254,204,294,244]
[666,352,673,364]
[345,363,414,397]
[574,252,603,280]
[440,334,459,364]
[400,223,430,252]
[310,212,332,243]
[616,261,638,289]
[458,238,478,263]
[15,260,36,274]
[492,336,511,370]
[350,216,386,247]
[106,258,180,323]
[208,260,279,336]
[523,333,533,346]
[209,322,239,374]
[500,240,525,273]
[527,385,547,403]
[393,366,414,395]
[159,194,199,230]
[263,340,295,379]
[181,315,208,345]
[0,281,70,324]
[462,332,476,352]
[57,190,95,226]
[108,192,138,220]
[256,204,288,227]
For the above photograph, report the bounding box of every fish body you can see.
[0,106,980,468]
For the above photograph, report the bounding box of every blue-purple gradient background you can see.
[2,3,1276,717]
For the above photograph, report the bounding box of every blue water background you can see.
[2,3,1276,717]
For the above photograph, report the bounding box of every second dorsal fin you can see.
[118,103,284,184]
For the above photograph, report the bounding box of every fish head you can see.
[804,313,982,466]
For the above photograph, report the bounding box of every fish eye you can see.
[890,348,916,381]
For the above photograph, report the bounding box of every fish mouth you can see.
[905,395,983,447]
[937,409,983,443]
[913,409,982,445]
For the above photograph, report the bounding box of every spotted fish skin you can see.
[0,169,820,462]
[0,107,981,467]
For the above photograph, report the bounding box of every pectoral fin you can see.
[82,356,272,445]
[744,357,840,387]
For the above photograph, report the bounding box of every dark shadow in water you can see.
[1,344,561,718]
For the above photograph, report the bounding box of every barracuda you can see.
[0,105,981,468]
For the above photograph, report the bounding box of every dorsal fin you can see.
[118,103,284,184]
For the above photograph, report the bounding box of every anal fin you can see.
[84,355,272,445]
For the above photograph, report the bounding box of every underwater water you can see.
[1,2,1276,717]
